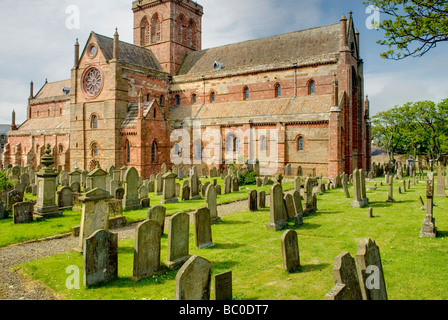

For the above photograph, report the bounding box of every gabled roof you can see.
[34,79,71,100]
[92,33,163,72]
[121,100,162,129]
[177,23,341,76]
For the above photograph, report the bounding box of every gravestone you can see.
[294,177,301,193]
[76,188,113,252]
[303,177,315,215]
[7,189,24,211]
[284,193,296,220]
[215,185,222,195]
[122,167,142,211]
[181,185,190,201]
[356,238,388,300]
[20,173,30,187]
[267,183,288,231]
[258,191,266,208]
[386,174,394,203]
[292,191,304,226]
[0,201,7,219]
[13,202,34,224]
[138,185,149,200]
[174,255,212,301]
[161,172,178,204]
[224,176,231,194]
[214,271,233,301]
[57,186,74,209]
[256,177,262,187]
[194,208,214,249]
[147,205,166,235]
[115,187,125,200]
[232,176,239,192]
[83,229,118,287]
[165,212,191,269]
[284,164,292,176]
[189,172,201,200]
[296,166,303,176]
[263,176,269,186]
[132,220,162,280]
[420,172,437,237]
[86,165,108,192]
[70,181,81,193]
[351,169,364,208]
[161,163,168,175]
[108,199,123,217]
[281,229,300,272]
[248,190,258,211]
[201,181,211,198]
[205,184,220,224]
[155,173,163,196]
[325,252,363,300]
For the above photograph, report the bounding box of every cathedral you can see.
[3,0,371,178]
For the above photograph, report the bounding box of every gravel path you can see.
[0,196,267,300]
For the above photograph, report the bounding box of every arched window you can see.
[151,140,157,163]
[159,95,164,106]
[260,136,267,151]
[140,17,150,45]
[58,144,64,154]
[126,140,131,163]
[175,95,181,106]
[309,80,316,95]
[226,134,239,152]
[91,114,98,129]
[174,143,180,156]
[151,13,161,43]
[297,137,305,152]
[194,142,202,160]
[92,143,98,157]
[192,93,197,104]
[177,15,185,43]
[210,91,215,103]
[243,87,250,100]
[189,19,197,49]
[275,84,282,98]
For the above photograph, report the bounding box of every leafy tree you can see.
[364,0,448,59]
[0,171,14,194]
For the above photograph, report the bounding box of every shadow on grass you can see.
[287,223,321,231]
[213,242,246,250]
[218,220,252,226]
[436,230,448,238]
[296,262,331,274]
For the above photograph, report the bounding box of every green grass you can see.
[0,179,290,247]
[17,175,448,300]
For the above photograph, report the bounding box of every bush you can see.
[239,171,257,186]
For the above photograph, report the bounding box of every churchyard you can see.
[1,156,448,300]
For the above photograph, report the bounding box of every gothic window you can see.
[187,25,192,47]
[140,17,150,45]
[210,91,216,103]
[58,144,64,154]
[309,80,316,95]
[194,142,202,160]
[175,95,181,106]
[243,87,250,100]
[275,84,282,98]
[174,143,180,156]
[151,13,161,43]
[153,107,156,119]
[160,95,164,106]
[91,114,98,129]
[177,15,185,43]
[192,93,197,104]
[297,136,305,152]
[92,143,98,157]
[126,140,131,163]
[189,19,197,49]
[226,134,239,152]
[151,140,157,163]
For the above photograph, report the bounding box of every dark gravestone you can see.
[132,220,162,280]
[248,190,258,211]
[281,230,300,272]
[325,252,363,300]
[165,212,190,269]
[258,191,266,209]
[175,255,212,301]
[13,202,34,224]
[214,271,233,301]
[194,208,214,249]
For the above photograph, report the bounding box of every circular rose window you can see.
[83,67,103,97]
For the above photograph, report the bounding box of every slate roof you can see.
[8,113,70,136]
[121,100,158,129]
[93,33,163,72]
[177,23,341,76]
[169,95,334,123]
[34,79,72,100]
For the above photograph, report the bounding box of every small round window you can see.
[89,45,98,58]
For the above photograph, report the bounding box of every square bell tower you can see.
[132,0,203,75]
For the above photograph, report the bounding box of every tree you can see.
[364,0,448,60]
[0,171,14,194]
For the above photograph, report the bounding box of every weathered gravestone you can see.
[355,238,388,300]
[258,191,266,209]
[83,229,118,287]
[205,184,220,224]
[13,202,34,224]
[86,164,107,191]
[165,212,191,269]
[303,177,315,215]
[76,188,113,252]
[115,187,125,200]
[294,177,301,193]
[248,190,258,211]
[132,220,162,280]
[189,172,201,200]
[267,183,288,231]
[57,186,74,209]
[351,169,364,208]
[232,176,239,192]
[281,229,300,272]
[147,205,166,235]
[420,172,437,237]
[224,175,231,194]
[292,191,304,226]
[7,189,23,211]
[122,167,142,211]
[138,185,148,200]
[175,255,212,301]
[194,207,214,249]
[70,181,81,193]
[436,162,446,197]
[284,193,296,220]
[0,201,7,219]
[386,174,394,203]
[161,172,178,204]
[214,271,233,301]
[325,252,363,300]
[181,185,190,201]
[155,173,163,196]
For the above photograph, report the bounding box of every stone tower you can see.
[132,0,204,75]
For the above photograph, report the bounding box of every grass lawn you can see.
[0,178,293,247]
[17,175,448,300]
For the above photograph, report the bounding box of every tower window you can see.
[309,81,316,95]
[260,136,267,151]
[210,92,215,103]
[175,95,181,106]
[91,115,98,129]
[194,142,202,160]
[151,140,157,163]
[160,95,164,106]
[92,143,98,157]
[275,84,282,98]
[126,140,131,163]
[151,13,161,43]
[243,87,250,100]
[192,94,197,104]
[140,17,150,45]
[297,137,305,152]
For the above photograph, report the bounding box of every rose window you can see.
[84,68,103,96]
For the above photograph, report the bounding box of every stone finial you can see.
[74,38,80,67]
[41,144,55,167]
[113,28,119,60]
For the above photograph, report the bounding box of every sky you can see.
[0,0,447,125]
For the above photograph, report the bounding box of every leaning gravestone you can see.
[194,208,214,249]
[325,252,363,300]
[13,202,34,224]
[267,183,288,231]
[175,255,212,301]
[281,229,300,272]
[165,212,191,269]
[132,220,162,280]
[83,229,118,287]
[292,191,304,226]
[155,173,163,196]
[355,238,388,300]
[147,205,166,235]
[284,193,296,220]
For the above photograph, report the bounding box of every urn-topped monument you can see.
[34,144,62,217]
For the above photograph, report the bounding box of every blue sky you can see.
[0,0,447,125]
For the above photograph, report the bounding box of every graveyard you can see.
[1,160,448,300]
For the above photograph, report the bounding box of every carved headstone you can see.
[174,255,212,301]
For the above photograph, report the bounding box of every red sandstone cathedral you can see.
[3,0,371,178]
